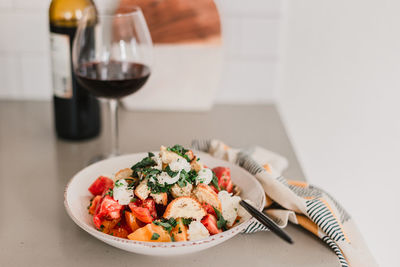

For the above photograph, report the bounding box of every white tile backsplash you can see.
[0,0,281,104]
[0,0,12,8]
[0,53,21,98]
[14,0,50,9]
[0,13,18,51]
[0,11,49,52]
[221,17,242,57]
[16,11,49,52]
[20,52,52,99]
[216,0,282,17]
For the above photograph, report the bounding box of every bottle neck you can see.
[49,0,95,27]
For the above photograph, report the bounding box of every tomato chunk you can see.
[128,198,157,223]
[93,214,103,229]
[141,199,157,218]
[97,195,123,220]
[93,196,122,230]
[130,206,154,224]
[212,167,230,179]
[88,195,102,215]
[202,203,217,217]
[201,214,222,235]
[224,179,234,193]
[88,176,114,196]
[212,167,233,193]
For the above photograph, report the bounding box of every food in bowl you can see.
[86,145,251,242]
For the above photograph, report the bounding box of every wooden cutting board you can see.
[117,0,222,44]
[117,0,223,110]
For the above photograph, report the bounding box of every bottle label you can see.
[50,32,72,98]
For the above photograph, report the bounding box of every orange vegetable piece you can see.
[125,211,142,232]
[171,218,188,242]
[127,223,171,242]
[100,219,120,234]
[109,227,129,238]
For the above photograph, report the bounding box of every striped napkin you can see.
[192,140,377,267]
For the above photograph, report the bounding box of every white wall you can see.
[0,0,281,104]
[278,1,400,266]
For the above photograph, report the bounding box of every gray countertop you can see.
[0,101,338,266]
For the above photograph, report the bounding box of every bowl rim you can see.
[64,152,266,248]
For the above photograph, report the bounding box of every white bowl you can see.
[64,151,265,256]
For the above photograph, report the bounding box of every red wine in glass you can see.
[76,61,151,98]
[73,6,153,161]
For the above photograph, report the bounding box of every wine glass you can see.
[73,6,153,161]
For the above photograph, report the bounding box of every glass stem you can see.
[109,99,119,157]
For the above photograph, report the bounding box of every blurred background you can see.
[0,0,398,265]
[0,0,280,104]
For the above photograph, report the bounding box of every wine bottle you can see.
[49,0,101,140]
